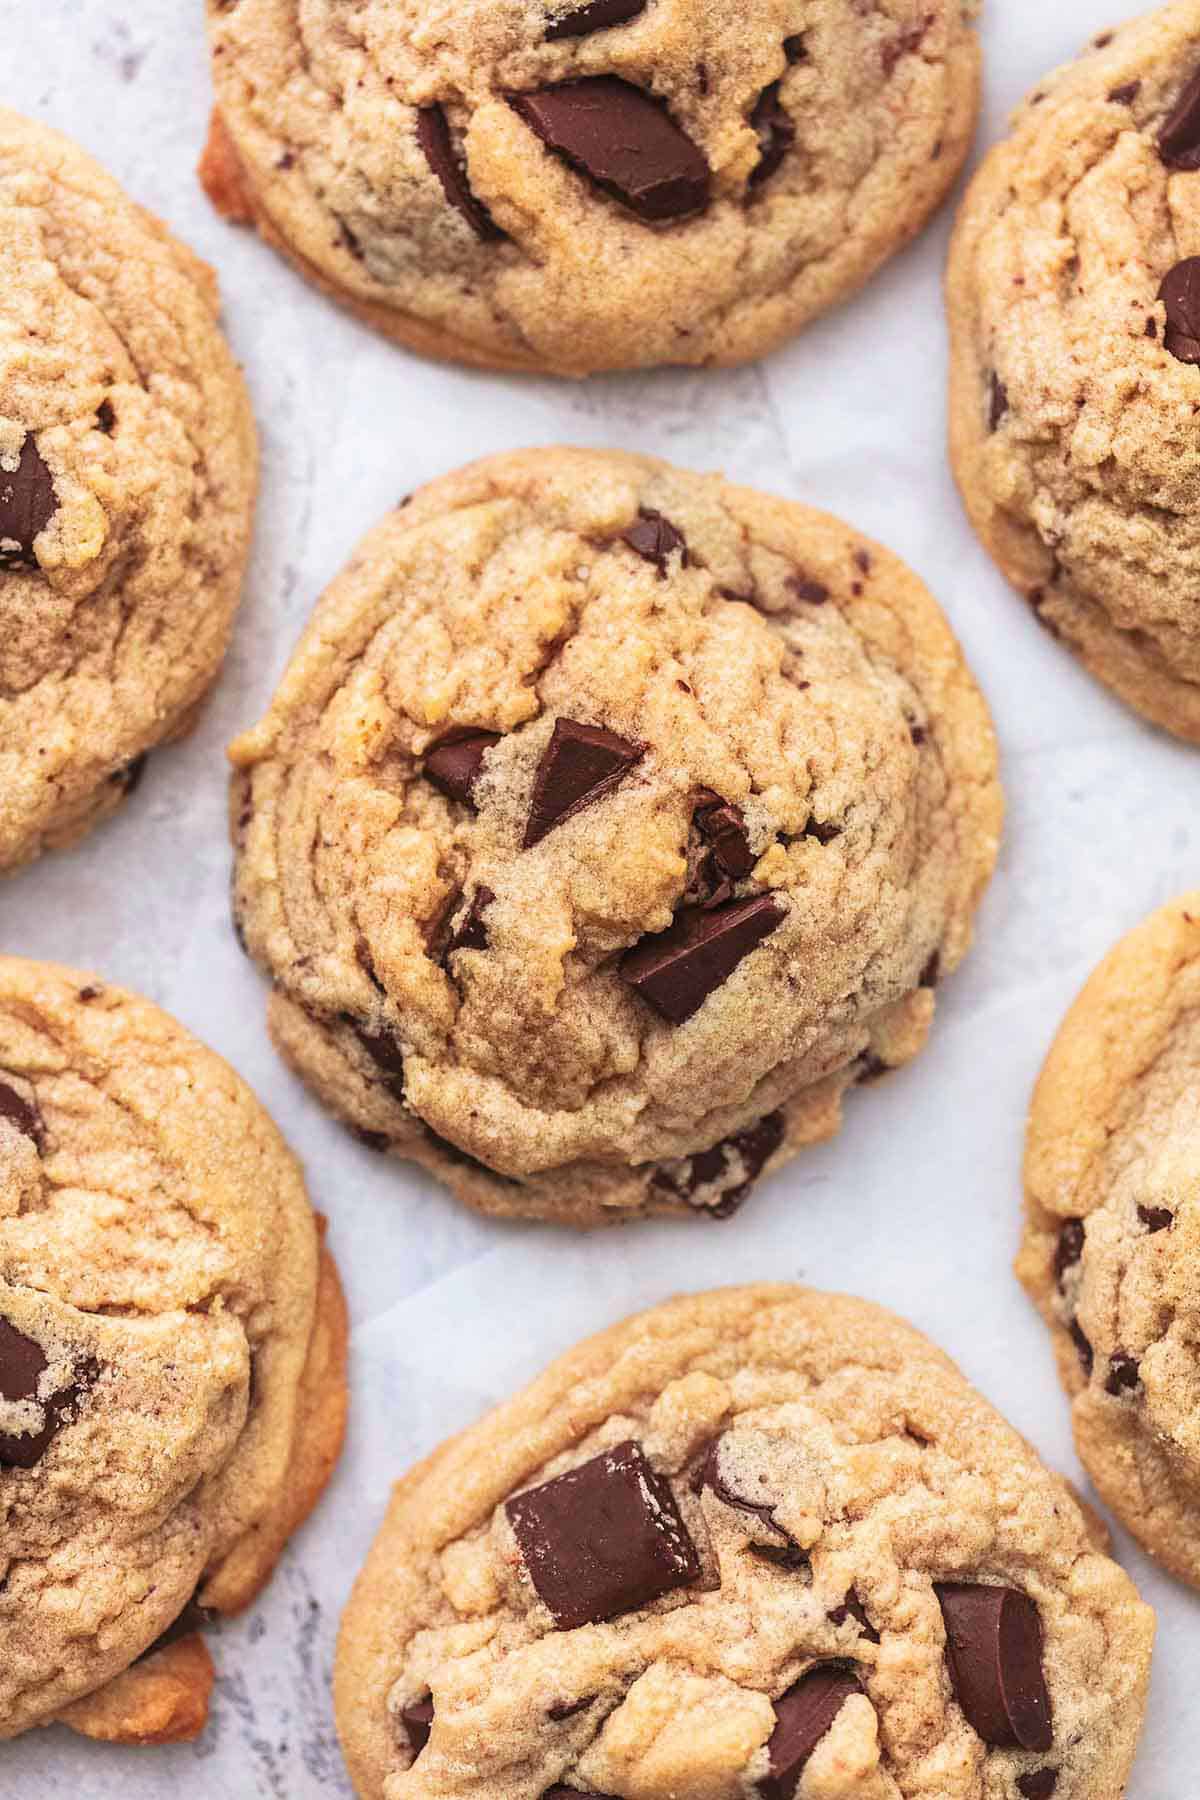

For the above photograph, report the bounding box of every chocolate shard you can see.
[1159,257,1200,362]
[1159,66,1200,169]
[1053,1219,1084,1287]
[1105,1351,1140,1397]
[1138,1204,1173,1232]
[0,436,57,568]
[524,718,642,847]
[1017,1772,1058,1799]
[545,0,646,38]
[621,507,688,575]
[0,1078,43,1148]
[749,82,795,187]
[760,1666,864,1800]
[829,1589,881,1644]
[447,887,496,956]
[695,792,754,879]
[934,1583,1052,1752]
[402,1694,435,1755]
[424,731,501,807]
[417,104,504,240]
[702,1431,803,1560]
[652,1110,784,1217]
[621,892,785,1025]
[506,1439,700,1629]
[0,1319,96,1469]
[509,77,711,222]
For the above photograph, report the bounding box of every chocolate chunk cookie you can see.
[0,959,348,1744]
[201,0,981,375]
[334,1285,1153,1800]
[948,4,1200,742]
[1019,894,1200,1591]
[0,109,257,870]
[229,449,1001,1227]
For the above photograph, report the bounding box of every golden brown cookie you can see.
[229,448,1002,1227]
[1019,894,1200,1591]
[202,0,980,376]
[948,3,1200,742]
[334,1284,1153,1800]
[0,958,349,1744]
[0,107,257,870]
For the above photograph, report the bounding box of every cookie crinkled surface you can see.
[229,447,1002,1227]
[0,958,348,1744]
[0,108,257,869]
[334,1284,1154,1800]
[1020,893,1200,1592]
[948,0,1200,742]
[202,0,981,375]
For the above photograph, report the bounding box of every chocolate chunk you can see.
[545,0,646,38]
[788,574,829,604]
[417,104,503,240]
[509,78,711,222]
[0,436,57,568]
[1138,1204,1173,1232]
[695,792,754,879]
[447,887,495,955]
[621,892,784,1024]
[783,34,807,62]
[934,1584,1052,1752]
[0,1079,42,1148]
[524,718,642,847]
[424,731,501,807]
[96,399,116,434]
[750,83,795,187]
[1159,66,1200,169]
[1053,1219,1084,1287]
[621,507,687,575]
[919,949,941,989]
[1108,80,1140,106]
[1069,1319,1094,1378]
[652,1110,784,1217]
[547,1696,594,1720]
[703,1431,794,1544]
[140,1594,219,1660]
[402,1694,434,1754]
[801,818,840,846]
[829,1590,880,1644]
[506,1439,700,1629]
[1017,1773,1058,1799]
[760,1666,864,1800]
[988,373,1009,430]
[0,1320,95,1469]
[346,1018,406,1099]
[856,1051,891,1085]
[112,752,148,794]
[544,1791,619,1800]
[1105,1351,1140,1396]
[1159,258,1200,362]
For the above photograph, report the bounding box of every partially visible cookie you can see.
[0,108,257,870]
[1019,894,1200,1591]
[202,0,980,376]
[334,1284,1153,1800]
[0,958,348,1743]
[229,448,1001,1227]
[948,2,1200,742]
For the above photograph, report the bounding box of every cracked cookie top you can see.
[0,958,341,1740]
[947,1,1200,743]
[0,108,257,870]
[1020,893,1200,1592]
[333,1284,1153,1800]
[230,448,1001,1226]
[202,0,980,375]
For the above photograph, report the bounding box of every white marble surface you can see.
[3,2,1198,1794]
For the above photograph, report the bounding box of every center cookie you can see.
[333,1286,1153,1800]
[230,448,1001,1227]
[201,0,980,375]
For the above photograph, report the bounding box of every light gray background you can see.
[3,2,1196,1794]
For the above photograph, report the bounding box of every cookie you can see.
[1019,894,1200,1591]
[947,3,1200,743]
[0,958,348,1743]
[0,108,257,870]
[229,448,1002,1227]
[201,0,980,377]
[334,1284,1153,1800]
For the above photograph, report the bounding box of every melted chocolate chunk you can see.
[788,573,830,604]
[506,1439,700,1629]
[112,752,148,794]
[0,436,57,568]
[525,718,642,847]
[417,104,504,240]
[702,1431,796,1547]
[345,1017,406,1099]
[1138,1204,1173,1232]
[621,892,785,1024]
[140,1593,219,1660]
[424,731,501,806]
[919,949,941,989]
[1159,257,1200,362]
[750,83,795,187]
[783,34,807,62]
[761,1666,864,1799]
[1017,1772,1058,1799]
[545,0,646,38]
[652,1110,784,1217]
[402,1694,434,1754]
[1105,1351,1140,1397]
[0,1319,96,1470]
[509,78,711,222]
[446,887,495,956]
[935,1584,1052,1752]
[1159,66,1200,169]
[988,372,1009,430]
[1053,1219,1084,1287]
[0,1079,43,1148]
[547,1696,594,1720]
[828,1589,880,1644]
[1108,81,1140,106]
[1069,1318,1094,1379]
[621,507,688,575]
[694,792,754,879]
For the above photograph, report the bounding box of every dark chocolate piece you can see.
[620,893,785,1024]
[417,104,503,239]
[425,731,501,806]
[0,435,56,568]
[760,1666,864,1799]
[545,0,646,39]
[509,78,711,222]
[935,1583,1052,1752]
[525,718,642,847]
